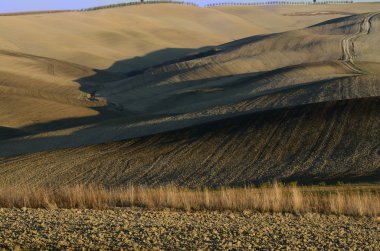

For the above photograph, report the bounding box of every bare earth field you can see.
[0,208,379,250]
[1,3,380,249]
[0,184,378,249]
[0,4,380,187]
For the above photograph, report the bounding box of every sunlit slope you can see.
[0,50,104,131]
[1,3,379,73]
[216,3,380,33]
[0,4,265,73]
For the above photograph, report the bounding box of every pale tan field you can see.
[215,3,380,33]
[0,4,379,188]
[2,3,379,70]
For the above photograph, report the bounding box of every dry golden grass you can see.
[0,184,379,216]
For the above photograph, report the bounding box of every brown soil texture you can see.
[1,98,378,188]
[0,208,379,250]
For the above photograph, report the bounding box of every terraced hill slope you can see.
[0,5,379,187]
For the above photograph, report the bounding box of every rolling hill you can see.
[0,4,379,188]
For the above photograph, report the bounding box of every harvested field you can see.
[0,208,379,250]
[0,184,379,217]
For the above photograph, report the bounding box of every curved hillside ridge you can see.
[103,63,354,115]
[155,13,378,79]
[212,3,380,33]
[1,12,380,158]
[97,13,380,116]
[0,49,94,79]
[1,73,379,157]
[1,4,379,73]
[355,15,380,64]
[0,8,380,185]
[0,50,105,129]
[0,4,266,72]
[141,14,366,78]
[0,97,378,188]
[0,49,94,100]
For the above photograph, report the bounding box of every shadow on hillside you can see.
[108,47,212,74]
[0,72,356,158]
[0,46,218,143]
[79,47,213,84]
[0,32,301,155]
[0,127,25,140]
[308,14,357,28]
[76,47,215,99]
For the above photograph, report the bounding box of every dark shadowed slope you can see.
[0,97,378,188]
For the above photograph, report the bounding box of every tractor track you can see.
[341,12,379,74]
